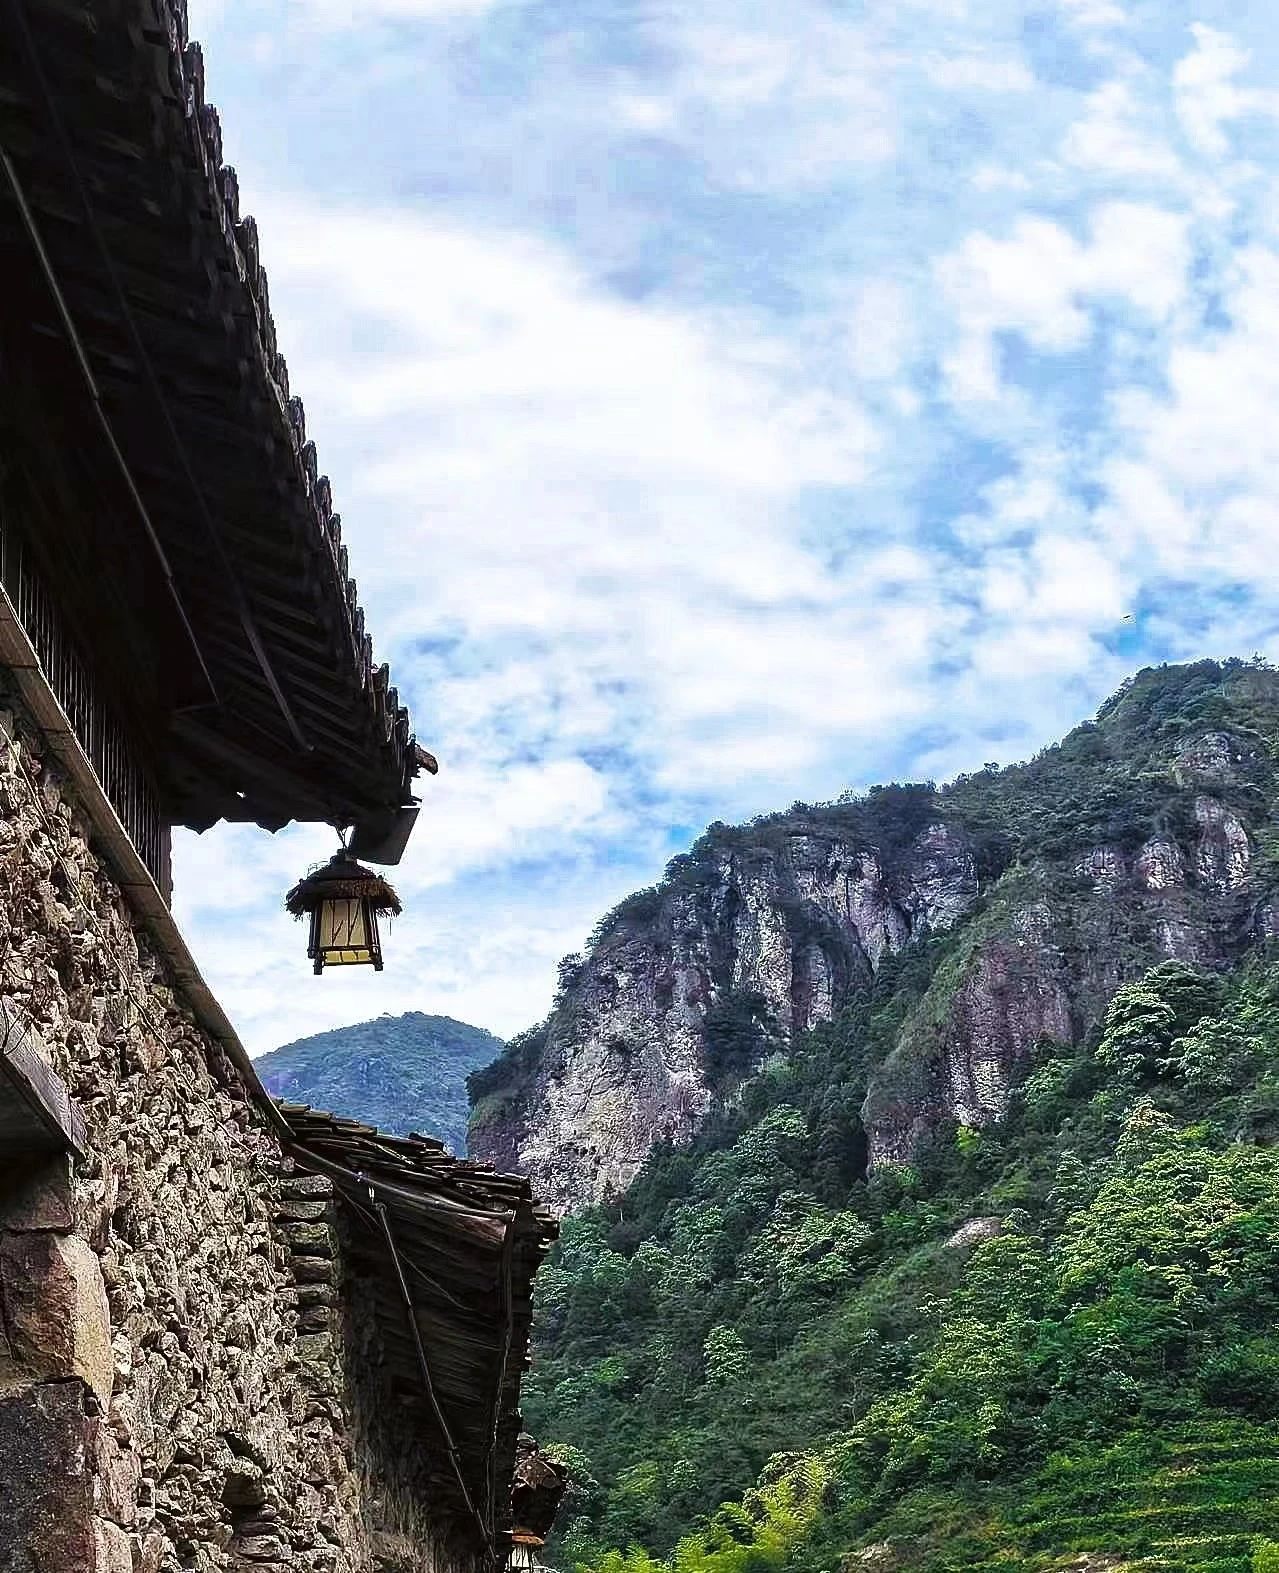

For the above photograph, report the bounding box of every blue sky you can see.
[175,0,1279,1053]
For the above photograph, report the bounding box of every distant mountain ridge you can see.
[256,1011,502,1153]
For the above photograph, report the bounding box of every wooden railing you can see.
[0,522,168,895]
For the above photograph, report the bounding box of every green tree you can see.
[1095,962,1224,1085]
[704,1326,751,1389]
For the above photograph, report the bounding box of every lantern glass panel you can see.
[314,897,380,969]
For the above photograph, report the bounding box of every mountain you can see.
[529,956,1279,1573]
[257,1011,502,1152]
[502,659,1279,1572]
[469,659,1279,1210]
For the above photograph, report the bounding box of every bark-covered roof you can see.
[279,1102,558,1557]
[0,0,422,854]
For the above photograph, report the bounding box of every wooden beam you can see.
[0,997,87,1157]
[170,714,357,824]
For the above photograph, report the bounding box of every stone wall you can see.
[0,679,473,1573]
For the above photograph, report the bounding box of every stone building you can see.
[0,2,558,1569]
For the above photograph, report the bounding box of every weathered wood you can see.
[0,999,87,1156]
[282,1104,557,1533]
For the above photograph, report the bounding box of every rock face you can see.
[474,815,982,1210]
[1194,795,1252,893]
[471,679,1279,1212]
[860,793,1264,1166]
[943,914,1074,1129]
[945,1217,1003,1251]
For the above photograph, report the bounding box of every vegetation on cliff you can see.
[257,1012,501,1153]
[520,660,1279,1572]
[469,658,1279,1185]
[532,958,1279,1571]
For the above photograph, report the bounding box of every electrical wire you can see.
[334,1183,476,1316]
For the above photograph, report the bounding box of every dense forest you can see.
[521,660,1279,1573]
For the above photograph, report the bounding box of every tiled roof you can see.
[0,0,425,849]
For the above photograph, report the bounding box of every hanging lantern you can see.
[508,1532,545,1573]
[285,851,402,974]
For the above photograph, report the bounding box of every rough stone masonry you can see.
[0,677,479,1573]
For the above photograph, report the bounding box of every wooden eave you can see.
[0,0,422,853]
[280,1104,558,1555]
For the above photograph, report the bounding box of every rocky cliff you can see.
[469,660,1279,1210]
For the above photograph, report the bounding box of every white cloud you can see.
[269,212,874,503]
[1056,0,1128,33]
[1095,243,1279,589]
[1173,24,1279,160]
[923,53,1036,94]
[938,202,1191,402]
[938,230,1279,692]
[847,280,917,383]
[633,5,899,188]
[614,94,679,135]
[187,0,229,28]
[971,166,1034,193]
[257,203,878,656]
[285,0,498,23]
[1061,81,1184,181]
